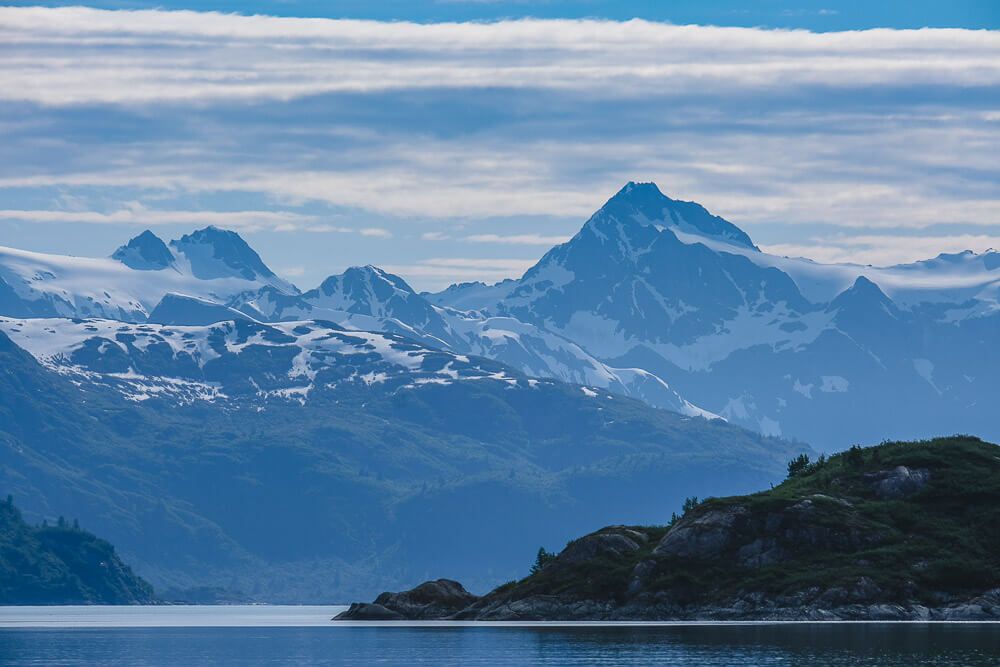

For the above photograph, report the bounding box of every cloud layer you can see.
[0,7,997,288]
[2,8,999,106]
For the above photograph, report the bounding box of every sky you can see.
[0,2,998,291]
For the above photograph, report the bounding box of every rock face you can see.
[557,527,645,565]
[334,437,1000,621]
[335,579,479,620]
[865,466,930,499]
[654,507,748,559]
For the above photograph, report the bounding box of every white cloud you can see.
[762,234,1000,266]
[0,8,998,106]
[0,205,316,231]
[465,233,572,245]
[0,6,996,274]
[382,256,536,288]
[278,265,307,277]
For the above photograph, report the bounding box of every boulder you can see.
[865,466,930,499]
[557,528,643,565]
[335,579,479,620]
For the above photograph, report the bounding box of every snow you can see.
[820,376,849,393]
[0,243,296,323]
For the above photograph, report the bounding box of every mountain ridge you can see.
[1,182,999,448]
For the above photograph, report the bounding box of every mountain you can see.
[0,495,155,605]
[0,227,297,322]
[338,436,1000,621]
[148,293,257,326]
[0,325,804,601]
[430,183,1000,450]
[111,230,175,271]
[169,227,295,293]
[3,182,998,446]
[237,265,710,416]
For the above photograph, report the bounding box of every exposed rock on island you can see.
[337,437,1000,621]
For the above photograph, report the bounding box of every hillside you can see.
[338,436,1000,620]
[0,496,154,605]
[0,328,804,602]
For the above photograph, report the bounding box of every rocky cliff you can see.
[337,436,1000,621]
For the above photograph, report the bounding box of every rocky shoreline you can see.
[336,579,1000,621]
[336,439,1000,623]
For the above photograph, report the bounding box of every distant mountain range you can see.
[0,320,799,601]
[1,182,995,600]
[2,181,997,449]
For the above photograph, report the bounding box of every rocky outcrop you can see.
[334,438,1000,623]
[556,526,645,565]
[865,466,930,499]
[335,579,478,620]
[654,506,748,559]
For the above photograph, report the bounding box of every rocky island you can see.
[337,436,1000,621]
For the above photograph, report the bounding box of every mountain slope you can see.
[233,265,710,416]
[430,183,1000,449]
[0,228,297,322]
[339,436,1000,621]
[0,327,804,601]
[0,496,155,605]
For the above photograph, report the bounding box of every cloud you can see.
[0,8,998,106]
[761,234,1000,266]
[0,6,997,280]
[278,265,307,277]
[382,257,536,287]
[359,227,393,238]
[0,204,317,231]
[465,233,572,245]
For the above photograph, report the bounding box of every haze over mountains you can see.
[2,182,997,449]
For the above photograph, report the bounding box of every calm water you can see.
[1,606,997,666]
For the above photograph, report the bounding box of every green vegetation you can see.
[0,328,805,601]
[489,436,1000,610]
[0,496,155,605]
[530,547,557,575]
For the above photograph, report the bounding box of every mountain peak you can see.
[591,182,757,250]
[111,230,174,270]
[170,226,277,282]
[828,276,899,320]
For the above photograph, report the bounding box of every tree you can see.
[530,547,556,575]
[846,445,864,468]
[682,496,700,514]
[786,453,811,478]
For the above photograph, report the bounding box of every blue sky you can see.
[7,1,998,29]
[0,3,998,290]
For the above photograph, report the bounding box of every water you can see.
[1,606,997,665]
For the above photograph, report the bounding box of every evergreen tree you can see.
[530,547,556,575]
[787,453,811,478]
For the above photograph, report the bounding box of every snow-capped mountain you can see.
[238,264,709,416]
[432,182,1000,449]
[0,316,538,406]
[0,227,298,322]
[2,182,997,449]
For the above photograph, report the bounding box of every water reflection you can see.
[1,624,997,666]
